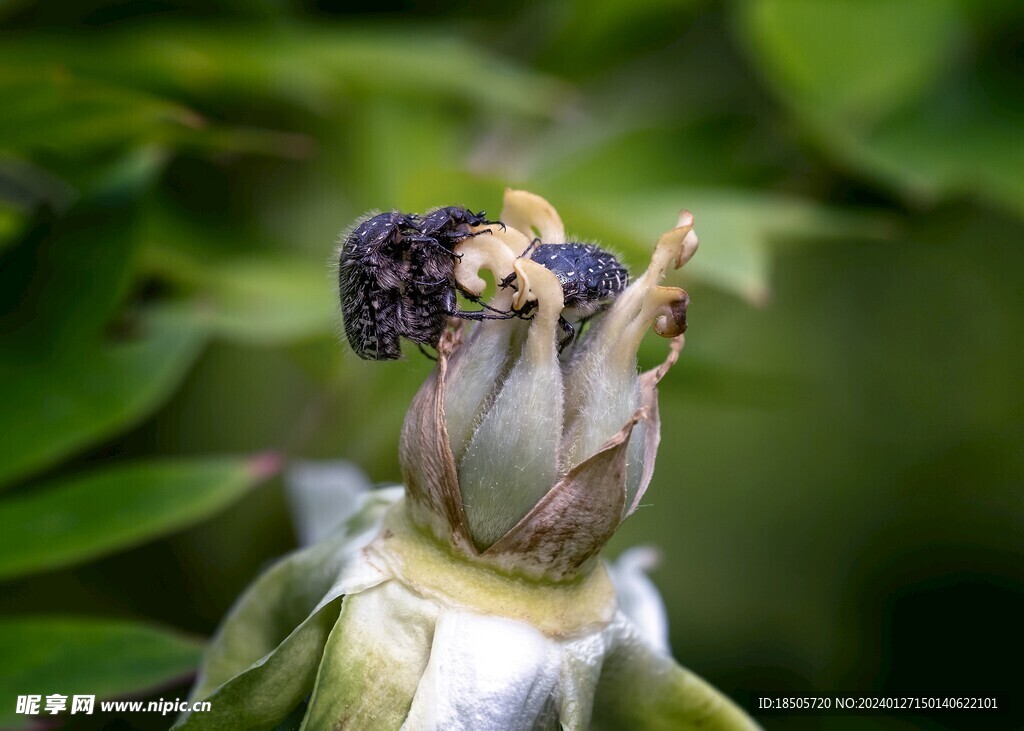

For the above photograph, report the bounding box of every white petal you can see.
[608,547,670,654]
[557,630,609,730]
[313,486,404,612]
[285,460,375,546]
[404,610,562,731]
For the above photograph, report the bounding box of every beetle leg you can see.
[416,344,439,361]
[556,316,575,352]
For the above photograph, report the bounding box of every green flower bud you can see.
[401,190,695,578]
[176,192,758,731]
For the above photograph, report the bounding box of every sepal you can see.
[592,614,760,731]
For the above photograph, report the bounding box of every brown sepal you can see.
[627,334,683,516]
[398,329,476,553]
[481,415,640,581]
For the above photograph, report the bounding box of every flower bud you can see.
[178,193,757,731]
[404,190,697,569]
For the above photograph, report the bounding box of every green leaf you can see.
[0,616,203,731]
[0,69,195,160]
[0,309,206,488]
[0,156,77,226]
[0,456,278,582]
[343,97,468,208]
[859,100,1024,217]
[0,200,28,254]
[140,206,337,345]
[0,26,566,119]
[156,253,337,345]
[560,189,891,304]
[736,1,1024,217]
[592,621,758,730]
[0,196,142,351]
[739,0,961,123]
[0,68,313,175]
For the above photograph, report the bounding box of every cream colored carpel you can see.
[499,188,566,243]
[451,232,518,300]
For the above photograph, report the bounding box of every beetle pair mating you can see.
[337,206,495,360]
[338,206,630,360]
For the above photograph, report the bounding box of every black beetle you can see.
[501,241,630,349]
[337,207,501,360]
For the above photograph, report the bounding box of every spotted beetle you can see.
[502,241,630,349]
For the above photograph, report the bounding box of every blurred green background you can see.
[0,0,1021,729]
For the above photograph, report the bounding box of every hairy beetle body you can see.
[338,207,499,360]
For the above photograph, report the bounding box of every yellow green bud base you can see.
[371,500,616,638]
